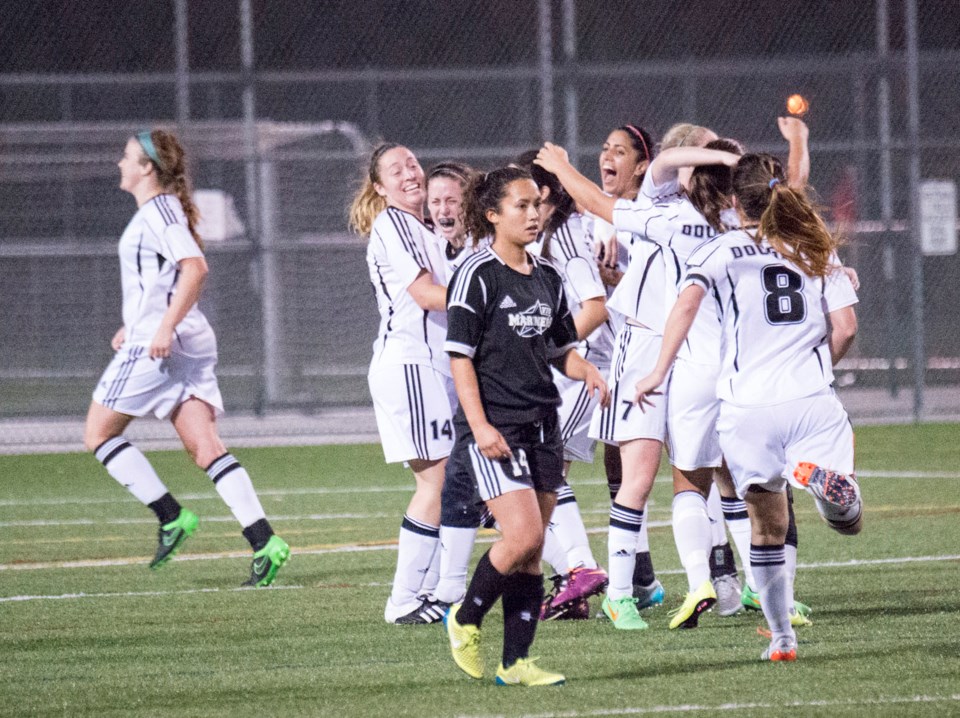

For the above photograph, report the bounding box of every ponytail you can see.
[348,142,399,236]
[733,153,837,278]
[140,129,203,250]
[687,137,743,233]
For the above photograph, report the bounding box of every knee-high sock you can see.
[549,484,597,570]
[608,502,643,599]
[501,572,544,668]
[541,522,568,576]
[750,543,794,644]
[206,453,267,528]
[434,525,478,604]
[706,483,728,546]
[457,550,508,628]
[722,496,755,589]
[671,491,712,592]
[95,437,169,509]
[391,514,440,607]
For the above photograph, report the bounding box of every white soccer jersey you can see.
[684,230,858,406]
[440,234,491,283]
[612,175,734,365]
[117,194,211,349]
[366,206,449,375]
[604,235,681,334]
[535,214,614,369]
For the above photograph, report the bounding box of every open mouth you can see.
[437,218,455,228]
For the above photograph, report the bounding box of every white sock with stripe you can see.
[750,543,794,643]
[671,491,712,592]
[95,437,168,505]
[206,453,266,528]
[550,484,598,570]
[541,522,569,576]
[391,515,440,607]
[608,502,643,599]
[722,496,755,589]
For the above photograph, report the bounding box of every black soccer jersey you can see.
[445,247,578,426]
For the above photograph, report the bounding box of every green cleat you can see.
[495,658,565,686]
[243,535,290,587]
[601,595,648,630]
[444,603,484,679]
[149,508,199,570]
[668,579,717,630]
[742,585,813,624]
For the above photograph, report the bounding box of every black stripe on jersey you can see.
[387,207,428,268]
[599,329,632,441]
[813,345,825,375]
[404,365,428,459]
[152,195,178,226]
[552,223,580,262]
[449,248,495,307]
[631,247,661,319]
[685,272,710,290]
[726,269,741,372]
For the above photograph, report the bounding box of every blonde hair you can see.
[139,130,203,250]
[659,123,715,151]
[348,142,400,236]
[734,153,838,278]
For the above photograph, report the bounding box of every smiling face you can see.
[599,130,648,198]
[427,175,466,243]
[487,178,542,249]
[117,137,152,195]
[373,146,426,215]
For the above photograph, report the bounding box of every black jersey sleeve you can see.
[444,262,489,358]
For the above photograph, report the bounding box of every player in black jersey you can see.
[441,167,609,686]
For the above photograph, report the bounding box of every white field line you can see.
[0,469,955,508]
[1,551,957,602]
[454,694,960,718]
[0,512,394,527]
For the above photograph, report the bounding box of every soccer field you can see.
[1,423,958,717]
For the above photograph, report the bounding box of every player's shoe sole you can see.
[793,462,860,507]
[149,508,199,570]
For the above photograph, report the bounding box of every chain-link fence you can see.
[1,0,958,426]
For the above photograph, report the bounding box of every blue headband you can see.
[768,178,781,189]
[137,131,161,167]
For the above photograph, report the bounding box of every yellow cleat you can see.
[668,579,717,629]
[444,604,483,679]
[495,657,565,686]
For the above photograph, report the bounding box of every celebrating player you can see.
[84,129,289,586]
[442,167,608,686]
[635,152,863,662]
[349,143,454,624]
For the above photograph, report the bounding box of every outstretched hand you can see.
[535,142,570,176]
[778,116,809,144]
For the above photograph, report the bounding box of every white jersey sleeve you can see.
[823,256,859,311]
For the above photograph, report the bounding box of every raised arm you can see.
[648,146,741,187]
[535,143,617,224]
[778,116,810,189]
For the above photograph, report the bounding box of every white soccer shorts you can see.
[369,362,457,464]
[666,357,722,471]
[553,366,606,463]
[92,342,224,420]
[717,388,854,498]
[589,325,667,445]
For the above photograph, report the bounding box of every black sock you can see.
[457,550,508,629]
[709,542,738,579]
[242,518,274,552]
[633,550,656,588]
[147,493,181,525]
[502,572,544,669]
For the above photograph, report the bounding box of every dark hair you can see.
[137,130,203,250]
[348,142,402,235]
[514,150,575,260]
[687,137,744,233]
[733,152,837,277]
[427,161,476,187]
[617,124,653,164]
[463,166,533,242]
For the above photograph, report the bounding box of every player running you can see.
[85,129,289,586]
